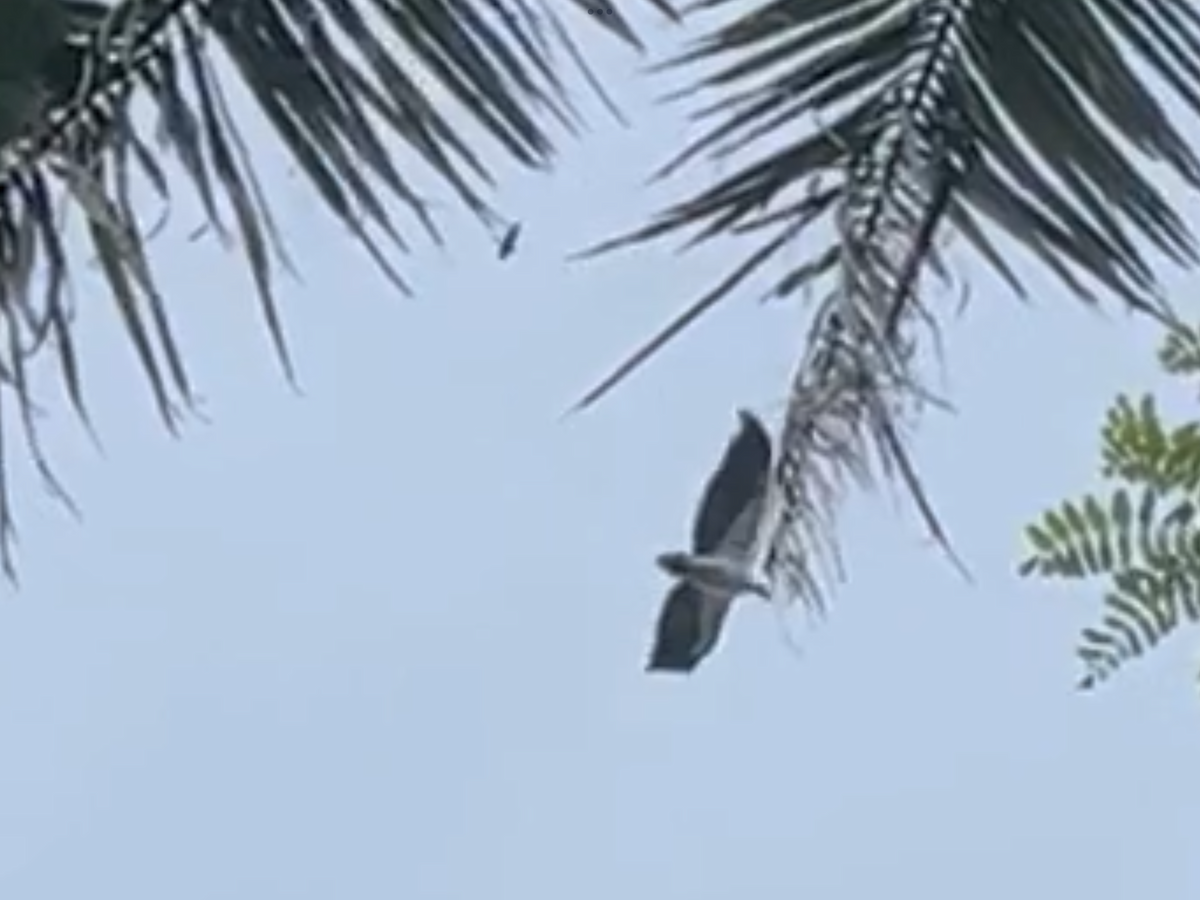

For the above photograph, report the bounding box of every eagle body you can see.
[655,551,770,599]
[646,410,775,674]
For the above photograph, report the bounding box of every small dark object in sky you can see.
[497,223,521,259]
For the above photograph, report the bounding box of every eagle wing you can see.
[691,411,773,560]
[646,580,734,673]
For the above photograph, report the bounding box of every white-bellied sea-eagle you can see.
[647,409,774,674]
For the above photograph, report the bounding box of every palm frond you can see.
[0,0,675,579]
[574,0,1200,616]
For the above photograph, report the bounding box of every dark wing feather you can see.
[692,411,773,556]
[646,581,732,674]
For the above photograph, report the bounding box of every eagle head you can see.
[655,551,692,578]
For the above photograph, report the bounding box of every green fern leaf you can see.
[1083,494,1114,570]
[1020,324,1200,691]
[1112,488,1133,567]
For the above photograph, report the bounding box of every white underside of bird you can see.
[656,552,770,600]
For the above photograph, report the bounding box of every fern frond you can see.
[1020,326,1200,689]
[1099,394,1200,493]
[1159,320,1200,378]
[1020,492,1139,580]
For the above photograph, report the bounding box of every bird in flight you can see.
[647,409,775,674]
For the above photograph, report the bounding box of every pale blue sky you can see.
[0,12,1198,900]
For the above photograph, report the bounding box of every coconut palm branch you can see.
[0,0,676,579]
[573,0,1200,616]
